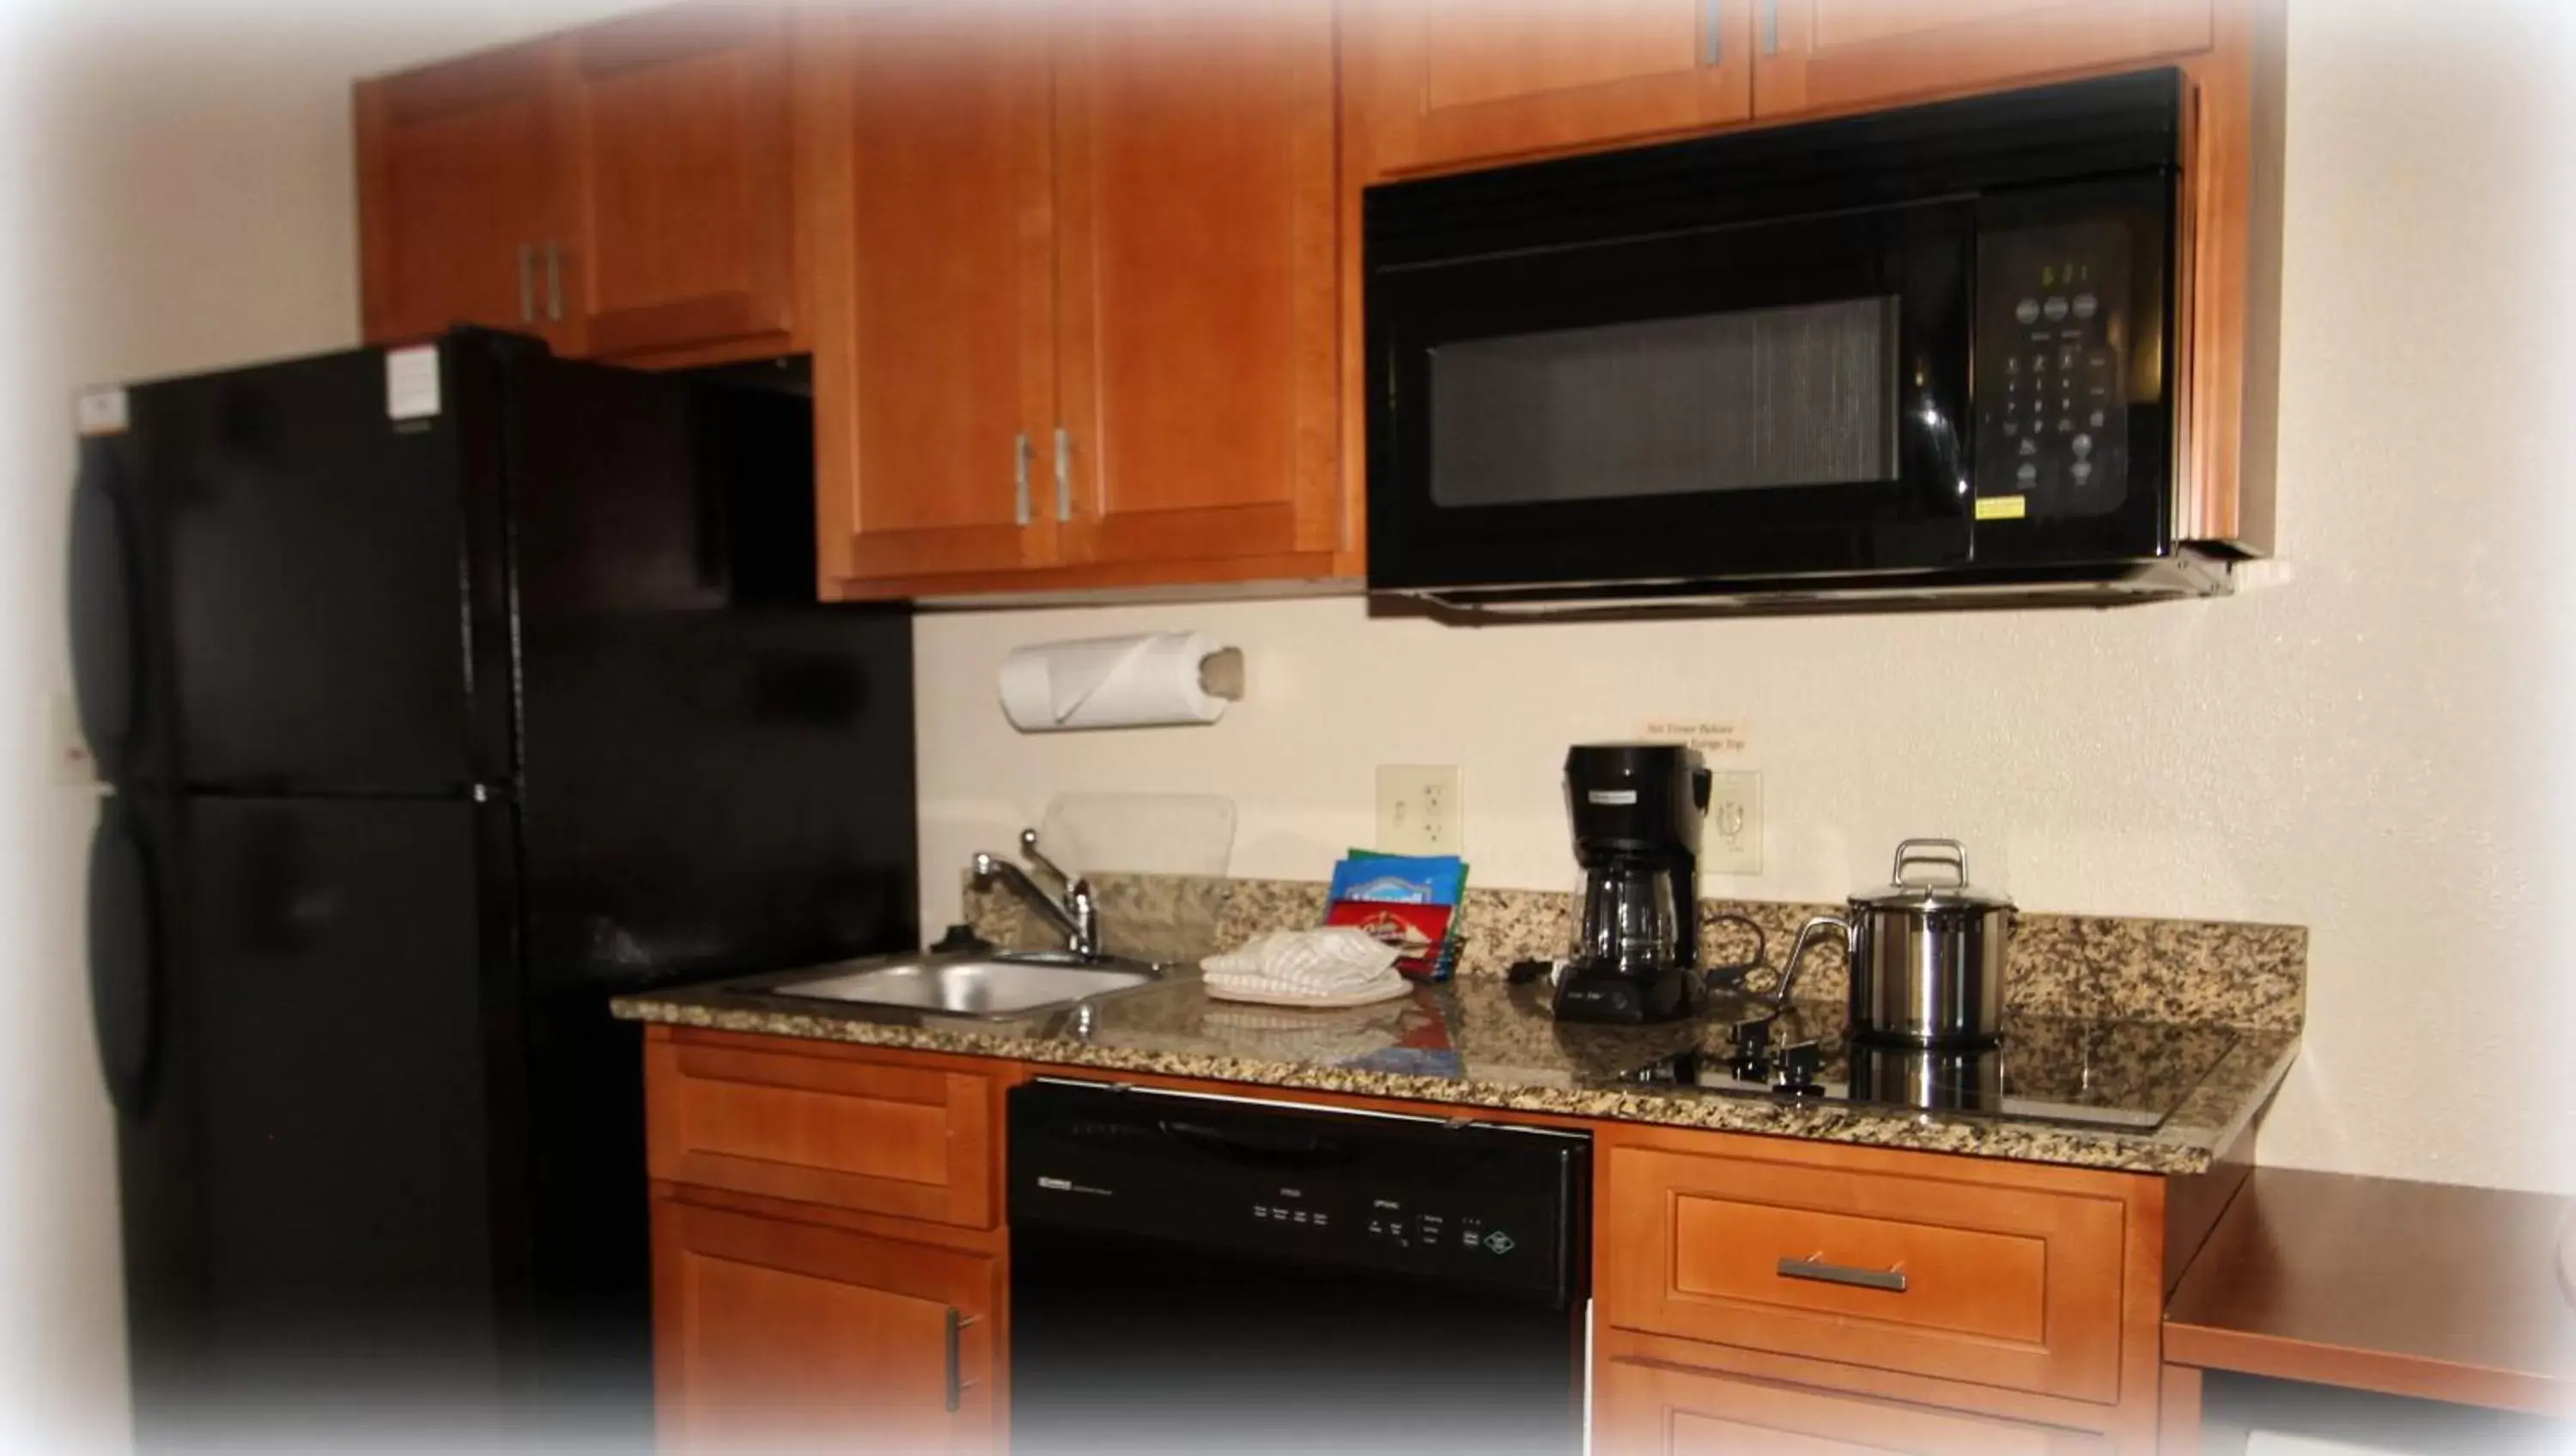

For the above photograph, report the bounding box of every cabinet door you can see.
[653,1199,996,1453]
[1751,0,2214,119]
[1352,0,1753,178]
[562,0,797,360]
[815,2,1060,587]
[1597,1358,2110,1456]
[1052,1,1341,569]
[645,1030,999,1228]
[355,41,570,347]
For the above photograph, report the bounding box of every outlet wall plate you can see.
[1376,764,1462,856]
[1703,769,1761,875]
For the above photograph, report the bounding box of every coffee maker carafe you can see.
[1553,743,1712,1025]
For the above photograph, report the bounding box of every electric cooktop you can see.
[1613,1006,2239,1133]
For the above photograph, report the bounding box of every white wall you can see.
[0,3,635,1447]
[917,0,2576,1197]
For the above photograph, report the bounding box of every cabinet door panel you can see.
[1054,2,1340,566]
[1597,1357,2110,1456]
[653,1199,995,1453]
[819,2,1058,585]
[645,1032,998,1228]
[356,43,566,346]
[1601,1144,2129,1404]
[1753,0,2214,118]
[567,1,796,358]
[1355,0,1752,177]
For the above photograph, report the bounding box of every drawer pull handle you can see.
[945,1307,981,1412]
[1777,1255,1908,1293]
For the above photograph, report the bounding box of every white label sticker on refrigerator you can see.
[386,345,440,422]
[74,386,128,437]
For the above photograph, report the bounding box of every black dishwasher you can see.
[1009,1077,1589,1456]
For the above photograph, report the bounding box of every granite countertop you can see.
[613,965,2297,1176]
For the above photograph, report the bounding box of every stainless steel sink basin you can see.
[759,949,1163,1018]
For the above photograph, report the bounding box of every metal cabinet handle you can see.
[543,242,564,323]
[1760,0,1779,55]
[517,245,536,324]
[1699,0,1722,66]
[1052,427,1072,522]
[1013,433,1032,525]
[944,1307,981,1412]
[1777,1255,1907,1293]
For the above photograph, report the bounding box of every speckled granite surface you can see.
[614,972,2296,1176]
[959,872,2306,1032]
[644,872,2308,1174]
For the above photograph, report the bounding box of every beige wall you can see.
[0,3,634,1444]
[916,0,2576,1196]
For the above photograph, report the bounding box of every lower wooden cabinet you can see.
[651,1198,998,1453]
[1595,1356,2110,1456]
[642,1027,1001,1228]
[637,1034,2184,1453]
[1599,1139,2132,1403]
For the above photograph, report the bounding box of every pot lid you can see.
[1850,839,2014,912]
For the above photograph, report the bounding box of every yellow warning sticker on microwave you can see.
[1973,495,2028,521]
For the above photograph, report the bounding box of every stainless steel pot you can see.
[1779,839,2014,1048]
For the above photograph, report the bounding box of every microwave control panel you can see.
[1973,222,2132,520]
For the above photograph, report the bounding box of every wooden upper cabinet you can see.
[1351,0,1753,178]
[356,41,572,349]
[812,2,1060,584]
[1751,0,2215,118]
[652,1199,997,1453]
[1051,2,1340,568]
[562,1,799,360]
[820,0,1347,598]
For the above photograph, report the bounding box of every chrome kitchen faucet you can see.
[971,829,1102,961]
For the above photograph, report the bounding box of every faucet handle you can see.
[1018,828,1079,890]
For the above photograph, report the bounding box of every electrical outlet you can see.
[1376,764,1462,856]
[1703,770,1762,875]
[46,692,96,788]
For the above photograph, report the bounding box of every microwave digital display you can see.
[1973,221,2134,519]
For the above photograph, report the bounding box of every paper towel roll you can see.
[999,632,1232,731]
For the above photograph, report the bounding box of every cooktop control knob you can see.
[1775,1042,1825,1097]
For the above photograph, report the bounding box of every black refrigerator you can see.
[68,329,917,1446]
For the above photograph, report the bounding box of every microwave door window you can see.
[1426,297,1903,508]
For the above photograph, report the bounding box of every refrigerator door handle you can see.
[87,801,164,1119]
[67,441,146,784]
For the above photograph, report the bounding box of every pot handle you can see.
[1891,838,1969,888]
[1772,913,1850,1009]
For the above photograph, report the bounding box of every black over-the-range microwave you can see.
[1364,69,2250,614]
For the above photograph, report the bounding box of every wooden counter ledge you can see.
[2163,1168,2576,1421]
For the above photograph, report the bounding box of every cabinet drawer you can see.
[646,1031,999,1227]
[1601,1144,2129,1404]
[1597,1356,2109,1455]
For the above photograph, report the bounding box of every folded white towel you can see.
[1200,928,1408,1004]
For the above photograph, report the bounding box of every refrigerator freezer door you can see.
[136,344,510,793]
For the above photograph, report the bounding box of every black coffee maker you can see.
[1553,743,1712,1025]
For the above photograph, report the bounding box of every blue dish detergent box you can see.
[1325,853,1466,981]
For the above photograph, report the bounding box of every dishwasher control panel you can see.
[1008,1080,1589,1306]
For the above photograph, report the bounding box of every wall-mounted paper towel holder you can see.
[998,631,1243,732]
[1197,647,1245,701]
